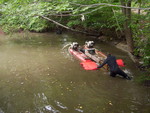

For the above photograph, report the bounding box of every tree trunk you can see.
[138,3,141,15]
[121,0,134,53]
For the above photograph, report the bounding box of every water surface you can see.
[0,32,149,113]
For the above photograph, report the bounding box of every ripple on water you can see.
[0,108,4,113]
[54,100,68,110]
[34,93,60,113]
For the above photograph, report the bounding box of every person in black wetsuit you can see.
[97,53,131,80]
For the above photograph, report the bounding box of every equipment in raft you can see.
[68,42,125,70]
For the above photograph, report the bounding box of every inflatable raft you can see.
[69,47,108,70]
[68,42,124,70]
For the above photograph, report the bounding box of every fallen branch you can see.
[38,15,100,37]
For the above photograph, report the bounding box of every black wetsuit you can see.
[97,54,129,79]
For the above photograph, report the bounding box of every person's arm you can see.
[97,59,107,68]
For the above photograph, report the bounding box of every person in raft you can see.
[97,53,132,80]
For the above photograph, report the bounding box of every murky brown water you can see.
[0,32,149,113]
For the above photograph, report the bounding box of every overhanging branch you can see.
[69,2,150,10]
[39,15,100,37]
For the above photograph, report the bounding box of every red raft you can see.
[69,47,125,70]
[69,47,98,70]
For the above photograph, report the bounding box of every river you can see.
[0,32,149,113]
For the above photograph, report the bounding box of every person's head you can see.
[106,52,111,56]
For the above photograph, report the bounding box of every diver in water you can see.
[97,53,132,80]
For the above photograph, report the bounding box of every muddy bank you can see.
[97,35,138,63]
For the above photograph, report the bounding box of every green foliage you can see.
[0,0,123,33]
[132,12,150,66]
[0,2,49,33]
[136,71,150,84]
[67,19,81,27]
[67,6,125,31]
[0,0,76,33]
